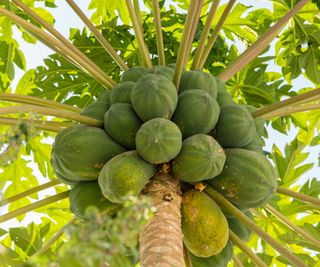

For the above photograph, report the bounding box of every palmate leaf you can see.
[273,1,320,85]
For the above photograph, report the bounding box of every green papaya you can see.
[80,100,109,121]
[179,70,218,99]
[130,73,178,121]
[147,65,175,81]
[208,148,278,209]
[51,125,126,182]
[110,81,136,105]
[171,89,220,139]
[98,151,156,203]
[120,66,148,82]
[217,92,234,108]
[135,118,182,164]
[227,212,253,242]
[97,90,111,103]
[216,104,256,148]
[243,104,265,136]
[69,181,121,220]
[173,134,226,183]
[242,132,263,153]
[215,77,227,94]
[188,240,233,267]
[182,190,229,257]
[104,103,142,149]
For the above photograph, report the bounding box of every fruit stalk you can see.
[276,187,320,208]
[229,230,268,267]
[218,0,309,82]
[139,173,184,266]
[0,105,103,127]
[0,179,61,206]
[232,254,245,267]
[65,0,128,71]
[0,93,82,112]
[265,204,320,248]
[0,6,115,88]
[0,191,70,223]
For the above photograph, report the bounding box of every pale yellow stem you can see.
[218,0,309,82]
[277,187,320,208]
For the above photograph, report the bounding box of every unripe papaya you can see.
[69,181,121,220]
[98,151,156,203]
[208,148,278,209]
[173,134,226,183]
[51,125,125,182]
[104,103,142,149]
[110,81,135,105]
[182,190,229,257]
[188,240,233,267]
[130,74,178,121]
[135,118,182,164]
[179,70,218,99]
[120,66,148,82]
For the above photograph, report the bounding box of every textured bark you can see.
[140,173,184,267]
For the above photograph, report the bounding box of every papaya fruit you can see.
[97,90,111,103]
[147,65,174,81]
[243,104,265,136]
[69,181,121,220]
[215,77,227,94]
[227,212,253,242]
[120,66,148,82]
[98,151,156,203]
[216,104,256,148]
[171,89,220,138]
[80,100,109,121]
[242,132,263,153]
[110,81,135,105]
[181,190,229,257]
[130,73,178,121]
[104,103,142,149]
[51,125,126,182]
[135,118,182,164]
[188,240,233,267]
[172,134,226,183]
[179,70,218,99]
[217,92,234,108]
[208,148,278,209]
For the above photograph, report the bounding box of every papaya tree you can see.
[0,0,320,266]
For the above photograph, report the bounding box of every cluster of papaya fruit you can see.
[50,65,277,266]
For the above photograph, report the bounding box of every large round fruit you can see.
[243,104,265,136]
[98,151,156,203]
[147,65,174,81]
[104,103,142,149]
[97,90,111,103]
[216,104,256,148]
[188,240,233,267]
[69,181,121,220]
[242,132,263,153]
[120,66,148,82]
[172,134,226,183]
[182,190,229,257]
[171,89,220,138]
[80,100,109,121]
[215,77,227,94]
[135,118,182,164]
[228,212,253,242]
[130,73,178,121]
[179,70,218,99]
[110,81,135,105]
[208,148,278,209]
[216,92,234,108]
[51,125,126,182]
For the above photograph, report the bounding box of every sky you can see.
[1,0,319,228]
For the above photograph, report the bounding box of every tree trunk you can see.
[139,173,184,267]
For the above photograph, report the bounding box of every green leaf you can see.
[0,40,15,90]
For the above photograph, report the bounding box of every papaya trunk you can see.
[140,173,184,266]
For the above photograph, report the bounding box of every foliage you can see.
[0,0,319,266]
